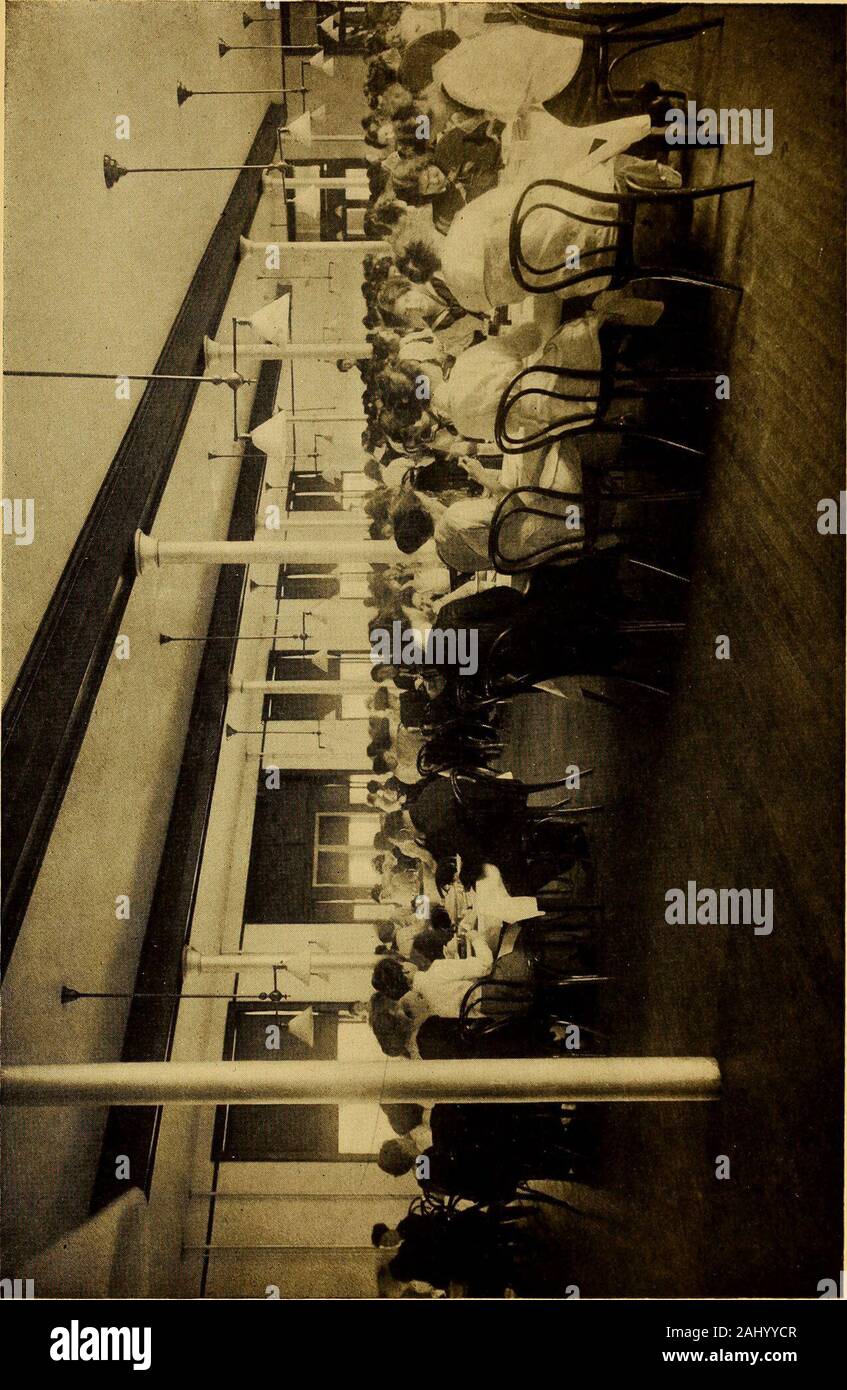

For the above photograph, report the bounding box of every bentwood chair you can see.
[449,767,604,877]
[449,765,604,817]
[508,4,724,110]
[494,357,722,456]
[458,975,607,1050]
[416,720,504,776]
[488,482,699,573]
[508,176,755,301]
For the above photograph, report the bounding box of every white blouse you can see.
[411,938,494,1018]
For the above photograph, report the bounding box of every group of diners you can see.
[337,0,693,588]
[341,2,728,1296]
[371,1099,596,1298]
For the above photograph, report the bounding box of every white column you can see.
[135,531,401,574]
[257,516,370,528]
[1,1057,721,1107]
[230,677,374,695]
[205,336,371,367]
[185,946,380,973]
[240,236,388,258]
[281,175,367,189]
[285,413,366,422]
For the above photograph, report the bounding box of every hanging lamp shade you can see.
[250,409,289,456]
[319,13,341,42]
[278,955,313,988]
[248,291,291,346]
[287,1007,315,1048]
[285,109,314,143]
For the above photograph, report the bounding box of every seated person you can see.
[368,982,567,1061]
[376,287,661,462]
[365,53,404,109]
[440,110,679,311]
[383,1204,518,1297]
[372,853,421,907]
[378,1101,588,1201]
[377,273,483,347]
[390,438,589,572]
[390,128,501,236]
[432,291,663,443]
[380,1101,426,1136]
[409,927,495,1016]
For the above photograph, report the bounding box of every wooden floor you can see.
[504,4,845,1298]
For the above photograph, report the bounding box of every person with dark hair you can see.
[411,926,448,966]
[375,80,416,117]
[381,1102,425,1137]
[386,1203,516,1297]
[362,112,397,151]
[375,920,397,947]
[392,494,437,556]
[367,162,392,199]
[428,905,455,942]
[395,237,442,285]
[365,52,402,107]
[380,808,407,843]
[407,928,493,1017]
[366,734,392,760]
[371,1221,401,1249]
[390,154,467,235]
[363,202,406,241]
[368,992,414,1057]
[378,1102,589,1201]
[431,120,502,204]
[372,955,417,1001]
[379,845,426,907]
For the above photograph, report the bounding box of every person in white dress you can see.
[441,110,680,312]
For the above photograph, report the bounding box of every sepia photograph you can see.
[1,0,844,1328]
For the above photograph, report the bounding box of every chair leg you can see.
[524,774,580,793]
[684,179,756,197]
[610,675,671,696]
[624,268,746,297]
[617,619,686,633]
[533,806,605,823]
[625,557,691,583]
[594,424,706,459]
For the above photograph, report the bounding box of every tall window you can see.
[212,1002,395,1162]
[313,811,381,888]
